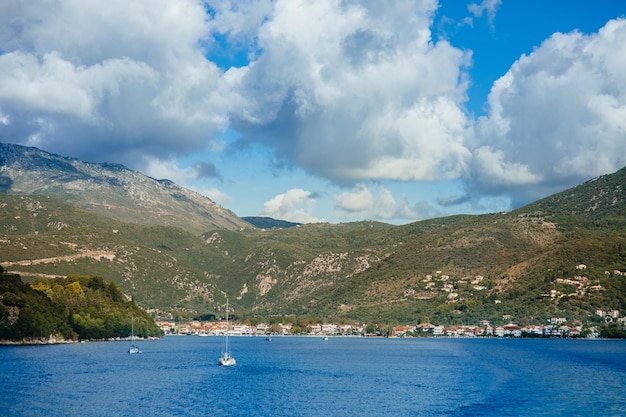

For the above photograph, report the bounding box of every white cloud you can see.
[144,159,200,185]
[2,1,625,223]
[144,158,229,204]
[207,0,273,38]
[333,184,417,222]
[473,147,542,186]
[260,188,323,223]
[468,0,502,27]
[229,0,473,183]
[193,186,232,205]
[0,0,239,168]
[472,18,626,201]
[0,51,158,122]
[334,184,374,212]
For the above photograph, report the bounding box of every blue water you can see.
[1,336,625,416]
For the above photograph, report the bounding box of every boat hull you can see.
[219,354,236,366]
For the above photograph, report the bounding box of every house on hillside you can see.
[522,325,543,336]
[503,324,522,337]
[444,326,460,337]
[430,325,444,336]
[415,323,433,333]
[393,325,415,337]
[482,325,493,336]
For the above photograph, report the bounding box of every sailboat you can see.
[218,299,236,366]
[128,317,142,354]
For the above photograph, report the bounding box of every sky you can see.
[1,0,625,224]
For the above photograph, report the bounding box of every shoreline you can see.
[0,335,162,346]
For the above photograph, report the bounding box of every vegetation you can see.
[599,323,626,339]
[1,158,625,329]
[0,266,161,342]
[242,216,301,229]
[0,266,75,341]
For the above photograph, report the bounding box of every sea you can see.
[1,336,625,417]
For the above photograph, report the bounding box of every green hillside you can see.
[0,266,161,342]
[1,167,625,327]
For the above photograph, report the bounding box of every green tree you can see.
[600,323,626,338]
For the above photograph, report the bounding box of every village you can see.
[156,308,623,339]
[154,262,625,340]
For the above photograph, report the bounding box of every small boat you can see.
[266,335,272,341]
[219,299,236,366]
[128,317,142,354]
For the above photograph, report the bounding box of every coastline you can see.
[0,335,162,346]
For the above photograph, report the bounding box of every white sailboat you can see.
[128,317,141,354]
[219,299,236,366]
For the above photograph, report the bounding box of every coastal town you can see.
[156,308,623,339]
[153,263,626,340]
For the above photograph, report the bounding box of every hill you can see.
[0,143,624,327]
[0,266,161,342]
[242,216,301,229]
[0,143,251,235]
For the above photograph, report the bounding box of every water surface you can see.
[1,336,625,416]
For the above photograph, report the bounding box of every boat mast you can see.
[225,298,229,354]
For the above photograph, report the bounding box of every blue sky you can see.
[1,1,625,224]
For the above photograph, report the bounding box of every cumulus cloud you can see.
[193,186,232,205]
[228,0,473,183]
[2,1,626,222]
[260,188,323,223]
[206,0,273,41]
[333,184,417,222]
[144,159,199,185]
[472,18,626,203]
[472,147,542,187]
[3,0,475,186]
[144,157,229,204]
[334,184,374,213]
[0,0,240,168]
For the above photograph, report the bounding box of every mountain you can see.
[242,216,301,229]
[0,143,251,235]
[316,166,625,324]
[1,142,625,326]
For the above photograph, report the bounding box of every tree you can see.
[600,323,626,338]
[1,273,162,342]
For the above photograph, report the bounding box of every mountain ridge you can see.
[0,143,252,235]
[1,142,625,326]
[242,216,301,229]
